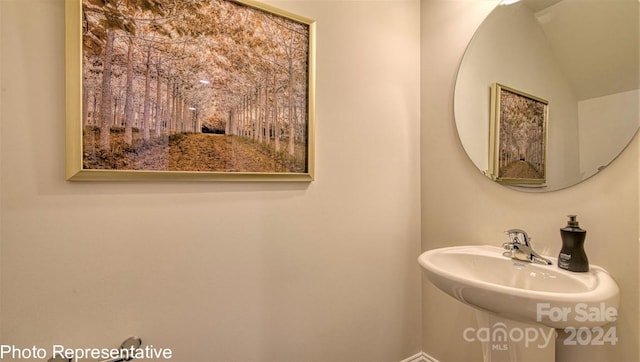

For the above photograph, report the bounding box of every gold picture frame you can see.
[66,0,315,181]
[488,83,548,185]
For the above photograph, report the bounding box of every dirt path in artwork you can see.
[83,130,305,172]
[129,134,282,172]
[500,160,542,179]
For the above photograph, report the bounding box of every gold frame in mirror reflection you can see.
[489,83,548,186]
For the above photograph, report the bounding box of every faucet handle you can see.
[504,229,530,246]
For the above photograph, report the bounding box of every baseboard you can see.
[399,351,440,362]
[422,352,440,362]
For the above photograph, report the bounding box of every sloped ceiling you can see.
[521,0,639,100]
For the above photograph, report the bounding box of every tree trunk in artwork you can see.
[99,29,115,150]
[166,76,173,135]
[142,45,152,142]
[155,60,163,138]
[274,75,281,153]
[287,59,295,156]
[123,37,135,145]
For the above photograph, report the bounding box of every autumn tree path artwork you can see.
[497,88,546,181]
[82,0,310,173]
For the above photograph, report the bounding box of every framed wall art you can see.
[65,0,315,181]
[488,83,548,185]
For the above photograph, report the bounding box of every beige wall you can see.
[421,1,639,361]
[578,89,640,177]
[0,0,421,361]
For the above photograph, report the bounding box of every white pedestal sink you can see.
[418,245,619,362]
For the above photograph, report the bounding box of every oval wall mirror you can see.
[454,0,639,192]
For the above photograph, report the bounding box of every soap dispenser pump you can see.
[558,215,589,272]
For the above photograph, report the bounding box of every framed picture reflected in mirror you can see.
[488,83,548,186]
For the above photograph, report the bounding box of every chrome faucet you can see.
[502,229,552,265]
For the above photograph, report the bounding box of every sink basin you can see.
[418,245,619,328]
